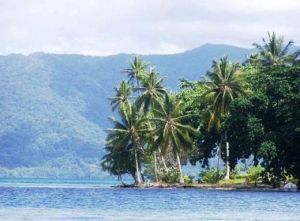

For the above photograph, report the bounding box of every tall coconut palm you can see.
[109,81,132,113]
[124,56,148,87]
[204,57,242,129]
[135,70,167,112]
[106,105,148,186]
[134,70,168,181]
[203,57,243,179]
[151,94,198,184]
[253,32,295,66]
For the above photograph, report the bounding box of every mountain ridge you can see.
[1,43,253,57]
[0,43,296,178]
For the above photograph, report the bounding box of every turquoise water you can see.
[0,179,299,221]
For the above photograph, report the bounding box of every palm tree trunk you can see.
[134,149,143,185]
[154,151,158,182]
[147,121,160,182]
[162,156,168,171]
[224,131,230,180]
[176,153,184,184]
[224,141,230,180]
[117,170,123,185]
[217,135,223,179]
[217,145,220,178]
[158,148,168,171]
[120,174,125,185]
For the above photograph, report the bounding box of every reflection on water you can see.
[0,180,299,221]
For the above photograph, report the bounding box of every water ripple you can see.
[0,185,299,221]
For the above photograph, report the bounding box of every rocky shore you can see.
[114,182,298,191]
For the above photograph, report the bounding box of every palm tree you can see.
[135,70,167,112]
[106,105,148,186]
[101,142,135,184]
[150,94,198,184]
[253,32,295,66]
[203,56,243,179]
[204,57,242,129]
[124,56,148,87]
[134,70,168,181]
[109,81,132,113]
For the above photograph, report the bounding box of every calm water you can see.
[0,179,299,221]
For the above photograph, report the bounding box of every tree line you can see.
[101,32,300,187]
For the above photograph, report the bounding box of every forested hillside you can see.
[0,44,255,178]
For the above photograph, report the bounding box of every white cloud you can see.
[0,0,299,55]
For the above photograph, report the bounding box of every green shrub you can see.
[234,173,248,179]
[160,167,180,183]
[246,165,264,186]
[199,168,224,184]
[184,175,194,184]
[229,166,241,179]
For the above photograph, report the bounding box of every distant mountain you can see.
[0,44,255,178]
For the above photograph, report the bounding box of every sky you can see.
[0,0,299,55]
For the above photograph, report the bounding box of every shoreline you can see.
[114,182,299,192]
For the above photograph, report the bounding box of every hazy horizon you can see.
[0,0,299,56]
[0,42,253,56]
[1,42,300,57]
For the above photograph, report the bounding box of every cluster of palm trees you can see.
[102,57,198,185]
[102,32,299,186]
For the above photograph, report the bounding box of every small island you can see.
[102,32,300,191]
[1,1,300,221]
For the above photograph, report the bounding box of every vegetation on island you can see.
[101,33,300,188]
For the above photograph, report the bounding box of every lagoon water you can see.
[0,179,299,221]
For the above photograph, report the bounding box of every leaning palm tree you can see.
[150,94,198,184]
[203,56,243,179]
[106,105,147,186]
[124,56,148,87]
[101,143,135,184]
[253,32,295,66]
[109,81,132,113]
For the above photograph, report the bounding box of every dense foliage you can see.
[225,64,300,185]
